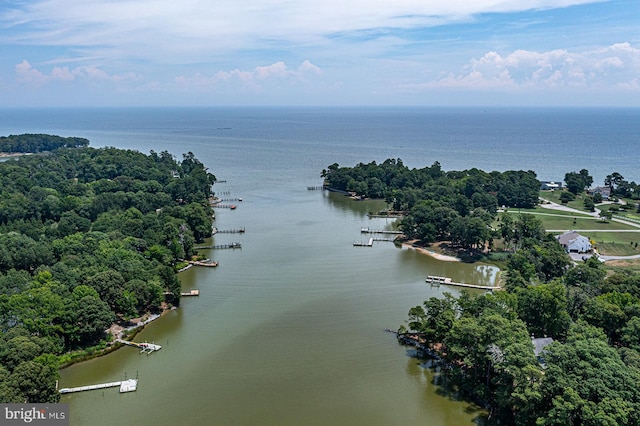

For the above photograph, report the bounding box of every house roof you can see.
[556,231,585,246]
[532,337,554,357]
[589,186,611,195]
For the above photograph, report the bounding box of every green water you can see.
[60,191,495,425]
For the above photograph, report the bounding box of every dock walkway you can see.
[60,379,138,394]
[360,227,402,235]
[186,259,218,267]
[117,339,162,353]
[212,227,245,234]
[195,242,241,250]
[426,275,500,291]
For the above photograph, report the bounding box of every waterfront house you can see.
[540,181,562,191]
[556,231,592,253]
[588,186,611,200]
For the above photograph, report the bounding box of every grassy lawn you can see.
[589,232,640,255]
[499,212,638,231]
[539,190,592,212]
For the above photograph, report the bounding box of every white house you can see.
[556,231,592,253]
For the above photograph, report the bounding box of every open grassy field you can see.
[590,232,640,254]
[499,212,638,232]
[539,190,591,212]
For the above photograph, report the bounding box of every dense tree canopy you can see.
[323,159,540,251]
[0,137,217,403]
[0,134,89,153]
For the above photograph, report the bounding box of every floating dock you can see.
[425,275,500,291]
[59,379,138,394]
[181,289,199,297]
[354,238,374,247]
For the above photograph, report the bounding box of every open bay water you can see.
[1,107,639,425]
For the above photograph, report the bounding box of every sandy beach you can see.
[402,243,461,262]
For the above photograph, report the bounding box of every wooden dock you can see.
[307,186,326,190]
[353,237,396,246]
[117,339,162,353]
[425,275,500,291]
[195,242,241,250]
[360,227,402,235]
[354,238,374,247]
[186,259,218,267]
[60,379,138,394]
[212,227,245,234]
[181,289,199,297]
[212,204,237,209]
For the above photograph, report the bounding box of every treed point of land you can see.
[0,134,216,403]
[323,159,640,426]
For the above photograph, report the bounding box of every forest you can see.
[323,159,539,251]
[325,159,640,425]
[0,134,89,153]
[0,135,216,403]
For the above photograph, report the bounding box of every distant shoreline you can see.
[0,152,32,157]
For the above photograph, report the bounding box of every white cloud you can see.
[14,60,139,86]
[2,0,606,64]
[175,60,323,91]
[414,42,640,91]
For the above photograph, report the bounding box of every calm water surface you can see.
[2,107,638,425]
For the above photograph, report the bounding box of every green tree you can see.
[516,281,571,339]
[5,360,60,403]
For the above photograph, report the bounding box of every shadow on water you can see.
[403,353,489,425]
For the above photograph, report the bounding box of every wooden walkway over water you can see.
[117,339,162,353]
[353,237,396,247]
[195,242,242,250]
[360,227,402,235]
[186,259,218,267]
[212,227,245,234]
[60,379,138,394]
[426,275,501,291]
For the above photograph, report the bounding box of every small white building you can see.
[556,231,592,253]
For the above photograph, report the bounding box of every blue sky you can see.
[1,0,639,107]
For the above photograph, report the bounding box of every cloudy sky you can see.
[1,0,639,106]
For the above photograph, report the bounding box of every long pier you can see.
[195,242,241,250]
[212,204,237,209]
[307,186,326,190]
[425,275,501,291]
[353,236,397,246]
[360,227,402,235]
[212,227,245,234]
[59,379,138,394]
